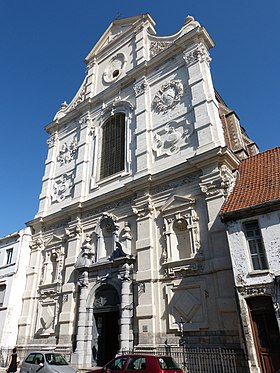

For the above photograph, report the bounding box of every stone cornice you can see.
[28,147,237,231]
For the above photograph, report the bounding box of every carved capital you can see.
[200,166,236,198]
[184,43,211,66]
[132,199,154,218]
[134,78,147,96]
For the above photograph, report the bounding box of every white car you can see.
[19,351,76,373]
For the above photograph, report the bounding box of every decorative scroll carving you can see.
[57,137,78,166]
[152,80,184,114]
[68,83,87,111]
[51,173,74,203]
[150,41,173,58]
[184,43,211,66]
[152,120,193,157]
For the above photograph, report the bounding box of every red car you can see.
[89,354,183,373]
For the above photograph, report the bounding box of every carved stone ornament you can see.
[150,41,173,58]
[164,262,204,278]
[77,270,89,287]
[200,166,236,198]
[57,137,78,166]
[68,83,87,111]
[94,296,107,307]
[79,113,95,135]
[75,234,95,268]
[183,43,211,66]
[66,220,83,238]
[152,120,193,157]
[103,53,127,84]
[134,78,147,96]
[47,133,58,147]
[152,80,184,114]
[51,173,74,203]
[238,283,273,297]
[132,199,154,218]
[30,236,44,251]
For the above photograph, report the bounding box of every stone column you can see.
[119,263,133,352]
[71,270,89,368]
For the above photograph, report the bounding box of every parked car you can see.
[88,354,183,373]
[19,351,76,373]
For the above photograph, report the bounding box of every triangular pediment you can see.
[161,195,195,212]
[85,14,155,61]
[45,234,63,247]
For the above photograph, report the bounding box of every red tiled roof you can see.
[221,147,280,215]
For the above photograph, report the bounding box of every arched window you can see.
[100,113,125,179]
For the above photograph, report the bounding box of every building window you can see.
[243,220,268,271]
[6,248,13,265]
[0,284,6,307]
[100,113,125,179]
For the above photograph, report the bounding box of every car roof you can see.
[25,351,61,355]
[117,355,171,358]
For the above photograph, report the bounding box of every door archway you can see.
[92,285,120,366]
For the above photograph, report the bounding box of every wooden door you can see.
[247,297,280,373]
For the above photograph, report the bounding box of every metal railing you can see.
[132,345,249,373]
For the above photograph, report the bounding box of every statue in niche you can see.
[42,249,60,285]
[75,234,95,268]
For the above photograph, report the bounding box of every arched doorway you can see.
[247,296,280,373]
[92,285,120,366]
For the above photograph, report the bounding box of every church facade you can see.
[17,14,257,368]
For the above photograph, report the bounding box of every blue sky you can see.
[0,0,279,237]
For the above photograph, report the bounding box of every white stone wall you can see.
[17,14,243,368]
[0,228,32,352]
[226,211,280,284]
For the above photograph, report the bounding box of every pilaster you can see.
[184,43,225,153]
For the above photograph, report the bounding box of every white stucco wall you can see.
[0,227,32,351]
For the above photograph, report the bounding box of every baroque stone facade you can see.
[17,14,256,369]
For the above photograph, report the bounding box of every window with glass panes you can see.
[100,113,125,179]
[243,220,268,270]
[6,248,13,265]
[0,284,6,307]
